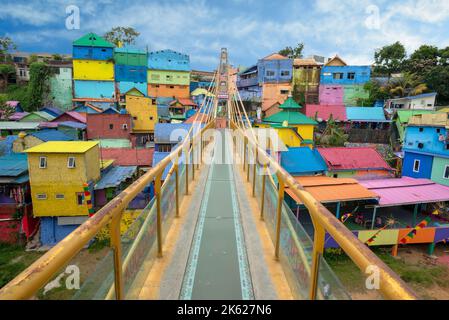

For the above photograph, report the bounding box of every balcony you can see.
[237,77,258,88]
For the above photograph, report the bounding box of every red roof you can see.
[305,104,347,121]
[170,98,197,107]
[317,147,393,172]
[100,148,154,166]
[53,111,87,124]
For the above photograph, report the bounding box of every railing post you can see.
[309,223,326,300]
[246,144,251,182]
[175,157,180,218]
[155,172,163,257]
[260,164,267,220]
[191,143,195,181]
[252,148,257,197]
[110,210,124,300]
[185,151,189,195]
[243,136,247,171]
[275,175,285,260]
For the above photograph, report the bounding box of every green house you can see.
[114,47,147,66]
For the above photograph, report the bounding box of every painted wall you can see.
[125,95,158,132]
[402,151,433,179]
[147,50,190,71]
[320,65,371,85]
[73,60,114,81]
[115,65,147,83]
[147,70,190,86]
[261,83,291,111]
[73,46,113,60]
[86,114,132,140]
[118,81,148,96]
[343,85,369,105]
[27,147,100,217]
[74,80,115,99]
[319,85,344,105]
[114,50,147,66]
[292,66,320,104]
[13,135,44,153]
[40,216,81,246]
[327,169,393,179]
[387,95,437,110]
[257,58,293,84]
[430,156,449,186]
[48,67,73,110]
[404,126,449,157]
[147,84,189,99]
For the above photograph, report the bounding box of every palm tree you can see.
[384,72,428,97]
[318,115,349,147]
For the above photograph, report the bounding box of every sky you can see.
[2,0,449,70]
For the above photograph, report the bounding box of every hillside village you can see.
[0,31,449,284]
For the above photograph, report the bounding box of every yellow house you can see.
[73,59,115,81]
[260,97,317,148]
[25,141,100,217]
[125,88,158,133]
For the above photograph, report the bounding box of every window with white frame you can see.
[67,157,76,168]
[444,165,449,179]
[55,194,65,199]
[413,160,420,173]
[37,193,47,200]
[39,157,47,169]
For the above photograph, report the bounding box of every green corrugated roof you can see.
[279,97,302,110]
[396,110,439,124]
[263,110,317,125]
[73,33,114,48]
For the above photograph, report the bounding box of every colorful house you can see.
[0,153,38,243]
[154,123,198,152]
[237,65,261,103]
[169,98,197,121]
[47,61,73,111]
[114,47,148,96]
[386,92,437,111]
[19,111,55,122]
[86,113,132,140]
[292,58,321,104]
[147,49,190,99]
[25,141,101,246]
[317,147,395,179]
[280,147,327,176]
[394,110,439,143]
[13,130,73,152]
[260,97,317,148]
[402,113,449,184]
[124,88,158,145]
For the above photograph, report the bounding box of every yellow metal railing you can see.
[228,95,417,300]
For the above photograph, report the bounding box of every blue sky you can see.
[2,0,449,70]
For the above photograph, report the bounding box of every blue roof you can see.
[102,107,120,114]
[58,121,87,129]
[148,49,190,71]
[40,106,64,117]
[346,107,387,122]
[0,153,28,177]
[94,166,137,190]
[157,106,170,118]
[154,123,204,144]
[0,136,18,156]
[156,97,175,106]
[280,147,327,176]
[30,129,73,142]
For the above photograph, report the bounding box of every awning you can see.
[285,176,379,204]
[359,177,449,207]
[94,166,137,190]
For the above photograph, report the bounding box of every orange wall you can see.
[262,83,291,111]
[147,84,189,99]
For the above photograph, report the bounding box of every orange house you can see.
[147,84,189,99]
[261,83,292,112]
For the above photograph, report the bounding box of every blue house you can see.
[147,49,190,71]
[321,65,371,85]
[237,65,262,102]
[402,152,434,179]
[280,147,327,176]
[72,33,114,60]
[114,65,147,83]
[257,53,293,84]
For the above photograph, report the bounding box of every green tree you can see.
[385,72,428,97]
[374,42,407,78]
[27,62,51,111]
[291,84,305,105]
[52,54,62,61]
[0,64,15,91]
[425,65,449,105]
[0,36,16,62]
[404,45,440,75]
[28,54,38,64]
[0,95,15,120]
[104,26,140,47]
[279,43,304,59]
[318,115,348,147]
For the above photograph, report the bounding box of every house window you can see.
[266,70,275,77]
[55,194,65,199]
[280,70,290,77]
[333,73,344,79]
[169,85,174,89]
[280,90,289,94]
[333,174,338,178]
[37,194,47,200]
[151,99,156,104]
[413,160,420,173]
[39,157,47,169]
[67,157,76,168]
[347,73,355,79]
[76,193,85,205]
[109,124,114,130]
[133,116,137,120]
[444,166,449,179]
[437,128,441,133]
[419,128,424,132]
[150,116,154,120]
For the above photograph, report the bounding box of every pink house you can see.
[319,85,344,105]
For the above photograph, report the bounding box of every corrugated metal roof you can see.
[317,147,393,172]
[73,33,114,48]
[58,121,87,129]
[286,176,378,204]
[388,92,437,101]
[94,166,137,190]
[279,97,302,110]
[114,47,147,55]
[24,111,55,121]
[346,107,387,122]
[0,153,28,177]
[280,147,327,175]
[53,111,87,124]
[40,106,64,117]
[360,177,449,207]
[0,122,40,130]
[305,105,347,121]
[9,112,29,121]
[0,136,18,156]
[263,110,317,125]
[25,141,98,153]
[30,130,73,142]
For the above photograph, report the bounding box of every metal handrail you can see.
[230,120,417,300]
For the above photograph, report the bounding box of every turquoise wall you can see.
[48,67,73,110]
[431,156,449,186]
